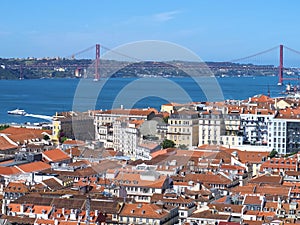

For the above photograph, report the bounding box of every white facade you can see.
[268,118,300,155]
[240,113,274,145]
[113,119,140,157]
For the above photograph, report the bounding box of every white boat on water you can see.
[7,109,27,116]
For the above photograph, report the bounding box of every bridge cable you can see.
[227,46,278,63]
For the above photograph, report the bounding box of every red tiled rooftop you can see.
[120,203,170,219]
[98,108,156,116]
[62,140,85,145]
[0,166,21,176]
[15,161,51,173]
[0,127,51,143]
[275,107,300,119]
[244,195,262,205]
[5,182,29,193]
[42,149,70,163]
[0,136,17,151]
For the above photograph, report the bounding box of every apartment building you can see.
[268,107,300,155]
[199,110,225,146]
[240,108,275,145]
[94,108,155,148]
[52,111,94,143]
[119,203,179,225]
[113,118,143,156]
[167,110,199,149]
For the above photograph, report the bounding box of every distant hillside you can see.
[0,57,290,80]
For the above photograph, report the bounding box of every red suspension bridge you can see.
[15,44,300,85]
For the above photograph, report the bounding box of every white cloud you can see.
[153,10,181,22]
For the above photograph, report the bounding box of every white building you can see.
[93,108,155,150]
[240,108,275,145]
[113,118,143,157]
[268,110,300,155]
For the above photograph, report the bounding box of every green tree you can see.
[269,149,277,158]
[59,130,67,144]
[0,124,9,131]
[43,135,50,141]
[161,139,175,149]
[162,116,169,124]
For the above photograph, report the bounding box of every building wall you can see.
[240,113,274,145]
[268,118,300,155]
[52,120,61,143]
[199,113,225,146]
[113,120,139,156]
[167,114,199,148]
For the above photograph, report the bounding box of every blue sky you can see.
[1,0,300,64]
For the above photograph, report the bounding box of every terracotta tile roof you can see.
[189,210,230,220]
[119,203,171,219]
[0,166,21,176]
[285,171,300,176]
[68,160,90,167]
[98,108,155,116]
[243,195,262,205]
[129,119,145,127]
[255,185,290,197]
[243,210,259,215]
[250,94,274,103]
[150,148,176,158]
[42,178,63,190]
[264,201,277,209]
[0,215,35,224]
[0,127,51,144]
[275,106,300,119]
[261,157,298,171]
[0,159,14,165]
[213,196,228,203]
[62,140,85,145]
[42,148,70,163]
[65,147,82,157]
[241,220,263,225]
[235,151,269,164]
[219,222,240,225]
[209,203,243,213]
[114,172,167,188]
[4,182,29,193]
[151,193,194,205]
[15,161,51,173]
[178,173,232,185]
[257,211,276,218]
[35,219,88,225]
[231,184,256,195]
[9,203,52,215]
[0,136,17,150]
[249,175,282,185]
[220,164,246,171]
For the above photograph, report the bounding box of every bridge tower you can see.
[95,44,100,81]
[278,44,283,85]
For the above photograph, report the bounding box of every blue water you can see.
[0,76,287,124]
